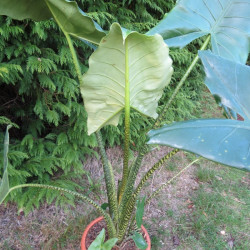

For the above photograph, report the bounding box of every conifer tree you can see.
[0,0,205,211]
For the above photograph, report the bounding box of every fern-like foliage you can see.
[0,0,206,212]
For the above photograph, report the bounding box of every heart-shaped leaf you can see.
[0,0,105,45]
[0,125,11,204]
[147,0,250,63]
[148,119,250,171]
[132,232,148,250]
[81,23,173,135]
[199,51,250,120]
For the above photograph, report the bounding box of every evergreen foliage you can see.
[0,0,205,212]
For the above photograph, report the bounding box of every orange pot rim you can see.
[81,216,151,250]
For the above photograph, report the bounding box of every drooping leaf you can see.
[147,0,250,63]
[132,232,148,250]
[0,125,11,204]
[81,23,173,135]
[148,119,250,171]
[0,0,106,45]
[136,197,146,228]
[199,51,250,120]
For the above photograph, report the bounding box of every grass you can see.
[191,165,249,249]
[150,160,250,249]
[42,210,99,249]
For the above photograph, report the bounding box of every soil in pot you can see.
[84,219,150,250]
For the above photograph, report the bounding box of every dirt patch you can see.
[0,146,200,249]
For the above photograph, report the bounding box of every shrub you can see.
[0,0,205,211]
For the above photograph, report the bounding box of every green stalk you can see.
[134,148,179,197]
[146,158,200,204]
[96,131,118,224]
[118,146,148,217]
[118,35,210,241]
[154,35,211,128]
[61,31,119,229]
[118,149,179,242]
[119,39,130,203]
[9,184,116,237]
[64,32,83,85]
[128,158,200,229]
[132,36,211,172]
[45,1,83,85]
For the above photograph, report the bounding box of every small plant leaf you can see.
[136,197,146,228]
[101,203,109,210]
[88,228,105,250]
[132,232,148,250]
[102,238,118,249]
[0,0,106,45]
[199,51,250,120]
[147,0,250,63]
[148,119,250,171]
[81,23,173,135]
[0,125,11,204]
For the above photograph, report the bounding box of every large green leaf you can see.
[0,0,105,45]
[0,126,11,204]
[147,0,250,64]
[148,119,250,171]
[199,51,250,120]
[81,23,173,135]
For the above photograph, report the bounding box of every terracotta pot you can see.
[81,216,151,250]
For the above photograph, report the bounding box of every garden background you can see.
[0,0,249,249]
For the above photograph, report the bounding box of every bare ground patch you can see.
[0,146,247,249]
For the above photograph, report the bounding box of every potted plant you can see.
[0,0,249,249]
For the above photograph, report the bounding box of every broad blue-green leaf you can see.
[148,119,250,171]
[136,197,146,228]
[0,125,11,204]
[132,232,148,250]
[147,0,250,64]
[199,51,250,120]
[81,23,173,135]
[0,0,105,45]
